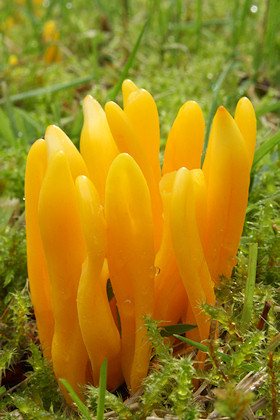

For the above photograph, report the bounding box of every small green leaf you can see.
[159,323,197,337]
[174,335,261,372]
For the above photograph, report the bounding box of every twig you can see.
[257,300,272,330]
[0,374,34,399]
[208,341,229,383]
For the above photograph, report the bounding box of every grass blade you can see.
[14,107,42,133]
[251,131,280,172]
[201,60,237,165]
[97,358,108,420]
[107,20,148,101]
[59,379,92,420]
[0,75,95,105]
[0,107,16,146]
[241,243,258,326]
[235,0,251,47]
[195,0,202,48]
[231,0,240,49]
[255,100,280,117]
[246,191,280,214]
[2,82,19,141]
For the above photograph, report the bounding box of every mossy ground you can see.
[0,0,280,418]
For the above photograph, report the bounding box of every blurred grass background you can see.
[0,0,280,418]
[0,0,279,201]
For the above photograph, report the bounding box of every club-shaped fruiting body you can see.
[25,80,256,403]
